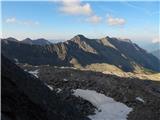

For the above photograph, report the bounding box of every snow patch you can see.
[60,66,67,69]
[133,44,140,51]
[121,54,127,59]
[47,85,53,90]
[57,88,62,93]
[14,58,19,64]
[60,66,77,70]
[44,83,53,91]
[28,69,39,78]
[54,66,58,68]
[135,46,139,51]
[73,89,132,120]
[63,78,68,82]
[23,63,29,67]
[136,97,145,103]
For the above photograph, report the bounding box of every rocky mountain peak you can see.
[105,36,110,39]
[71,34,88,42]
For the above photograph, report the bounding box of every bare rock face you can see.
[1,34,160,72]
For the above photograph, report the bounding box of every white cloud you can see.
[5,17,39,26]
[86,15,102,24]
[59,0,92,15]
[6,17,17,23]
[107,15,126,26]
[152,37,160,43]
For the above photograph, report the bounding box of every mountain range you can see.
[1,34,160,72]
[2,35,160,120]
[141,42,160,52]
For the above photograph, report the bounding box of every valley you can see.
[2,1,160,120]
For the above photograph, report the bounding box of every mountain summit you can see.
[70,34,89,42]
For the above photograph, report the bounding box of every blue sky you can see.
[1,0,160,44]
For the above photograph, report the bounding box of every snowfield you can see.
[73,89,132,120]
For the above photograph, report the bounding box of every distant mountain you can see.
[49,39,66,43]
[2,37,52,46]
[21,38,33,44]
[1,35,160,72]
[151,49,160,60]
[21,38,52,45]
[1,37,18,44]
[5,37,18,42]
[140,42,160,52]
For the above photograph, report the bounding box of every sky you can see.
[1,0,160,44]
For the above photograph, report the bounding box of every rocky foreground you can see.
[20,64,160,120]
[2,55,94,120]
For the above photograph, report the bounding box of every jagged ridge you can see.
[1,35,160,72]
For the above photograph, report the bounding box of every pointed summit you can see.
[71,34,88,42]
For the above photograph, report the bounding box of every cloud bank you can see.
[59,0,92,15]
[86,15,102,24]
[152,37,160,43]
[5,17,39,26]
